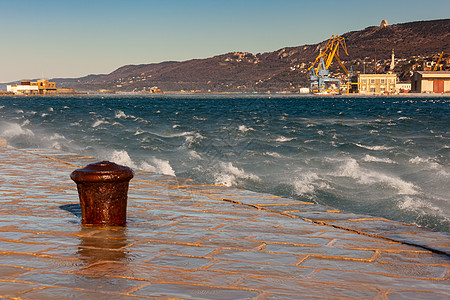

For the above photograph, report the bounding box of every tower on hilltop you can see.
[390,49,395,71]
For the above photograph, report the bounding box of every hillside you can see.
[13,19,450,92]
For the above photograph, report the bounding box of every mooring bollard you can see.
[70,161,134,226]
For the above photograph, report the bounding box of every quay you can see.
[0,146,449,299]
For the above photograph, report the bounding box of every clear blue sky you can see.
[1,0,449,82]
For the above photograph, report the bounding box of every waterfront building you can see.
[7,79,57,95]
[357,74,397,94]
[396,82,411,93]
[411,71,450,93]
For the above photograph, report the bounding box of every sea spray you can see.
[0,94,448,232]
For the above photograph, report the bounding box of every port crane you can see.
[308,35,349,94]
[432,51,444,71]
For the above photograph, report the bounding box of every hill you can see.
[8,19,450,93]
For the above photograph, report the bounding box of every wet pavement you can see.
[0,146,449,299]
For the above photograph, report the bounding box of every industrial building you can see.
[357,74,397,94]
[411,71,450,93]
[7,80,57,95]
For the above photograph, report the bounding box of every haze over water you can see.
[1,95,449,233]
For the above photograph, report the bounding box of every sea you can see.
[1,94,449,233]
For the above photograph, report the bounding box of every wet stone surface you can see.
[0,147,449,299]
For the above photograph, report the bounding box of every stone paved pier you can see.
[0,147,449,299]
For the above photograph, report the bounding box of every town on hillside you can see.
[1,19,449,96]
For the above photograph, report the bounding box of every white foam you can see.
[238,125,254,133]
[214,162,260,187]
[336,158,417,195]
[0,122,34,138]
[188,150,202,160]
[264,152,283,158]
[109,150,135,168]
[92,120,108,127]
[108,150,176,176]
[275,136,295,142]
[115,110,134,119]
[185,132,205,147]
[292,172,320,195]
[141,158,176,176]
[362,154,395,164]
[409,156,441,170]
[356,144,393,151]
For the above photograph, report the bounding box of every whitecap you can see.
[188,150,202,160]
[264,152,283,158]
[275,136,295,142]
[92,120,108,127]
[214,162,260,187]
[0,122,34,138]
[108,150,176,176]
[292,172,319,195]
[336,158,417,195]
[115,110,127,118]
[362,154,395,164]
[141,158,176,176]
[238,125,254,133]
[409,156,441,170]
[356,144,393,151]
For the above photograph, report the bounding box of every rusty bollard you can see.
[70,161,134,226]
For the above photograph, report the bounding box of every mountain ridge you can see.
[4,19,449,92]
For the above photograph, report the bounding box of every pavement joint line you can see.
[221,201,450,258]
[1,147,449,297]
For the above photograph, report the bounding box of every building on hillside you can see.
[357,73,397,94]
[7,80,57,95]
[411,71,450,93]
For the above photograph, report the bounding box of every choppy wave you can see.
[0,95,449,232]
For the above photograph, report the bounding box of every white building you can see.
[7,84,39,94]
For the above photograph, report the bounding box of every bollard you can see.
[70,161,134,226]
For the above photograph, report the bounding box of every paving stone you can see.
[300,257,448,278]
[262,243,375,260]
[145,254,212,269]
[20,286,150,300]
[0,147,449,299]
[0,281,42,297]
[132,283,260,299]
[310,269,450,293]
[212,248,301,265]
[237,276,380,298]
[15,272,144,293]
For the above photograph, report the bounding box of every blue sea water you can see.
[1,94,449,232]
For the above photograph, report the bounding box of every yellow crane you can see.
[308,35,350,94]
[433,51,444,71]
[309,35,349,77]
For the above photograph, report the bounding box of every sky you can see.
[1,0,449,83]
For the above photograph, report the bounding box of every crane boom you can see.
[308,35,349,94]
[433,51,444,71]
